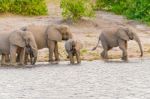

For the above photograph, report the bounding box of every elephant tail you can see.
[92,37,101,51]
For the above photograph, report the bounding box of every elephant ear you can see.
[46,25,62,42]
[117,28,130,41]
[9,30,25,47]
[65,39,73,51]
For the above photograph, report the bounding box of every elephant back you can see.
[23,24,48,49]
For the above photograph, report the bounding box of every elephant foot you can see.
[54,61,59,64]
[24,62,28,65]
[18,63,25,66]
[103,58,109,62]
[100,54,104,59]
[31,62,35,65]
[9,63,18,66]
[49,60,58,64]
[50,61,58,64]
[70,61,75,65]
[55,58,60,61]
[77,61,81,64]
[1,63,9,66]
[121,56,128,61]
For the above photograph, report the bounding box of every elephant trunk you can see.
[30,38,38,65]
[31,48,38,65]
[133,33,143,57]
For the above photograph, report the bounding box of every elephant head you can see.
[117,27,143,57]
[47,25,72,42]
[9,30,38,64]
[65,39,82,51]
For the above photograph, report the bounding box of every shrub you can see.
[60,0,95,21]
[95,0,150,25]
[0,0,48,16]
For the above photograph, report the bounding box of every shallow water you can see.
[0,59,150,99]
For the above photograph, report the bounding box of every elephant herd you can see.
[0,24,143,66]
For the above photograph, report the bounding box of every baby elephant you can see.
[65,39,82,64]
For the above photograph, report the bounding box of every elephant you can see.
[65,39,83,64]
[21,24,72,63]
[0,30,38,66]
[92,27,143,61]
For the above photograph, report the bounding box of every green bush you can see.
[60,0,95,21]
[95,0,150,25]
[0,0,48,15]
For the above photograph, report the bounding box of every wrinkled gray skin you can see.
[65,39,82,64]
[92,27,143,61]
[0,30,37,66]
[21,24,72,64]
[25,45,36,65]
[17,45,36,65]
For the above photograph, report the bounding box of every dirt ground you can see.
[0,0,150,62]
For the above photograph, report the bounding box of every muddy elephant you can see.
[65,39,82,64]
[92,27,143,61]
[0,30,38,66]
[21,24,72,63]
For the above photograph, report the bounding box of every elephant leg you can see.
[24,52,29,65]
[69,52,74,64]
[101,41,109,59]
[5,54,10,63]
[119,40,128,61]
[125,41,127,49]
[19,48,25,65]
[16,48,22,62]
[54,42,60,61]
[16,53,20,62]
[101,49,108,59]
[1,54,6,66]
[76,51,81,64]
[48,41,55,63]
[10,45,17,66]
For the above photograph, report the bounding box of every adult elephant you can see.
[0,30,38,66]
[22,24,72,63]
[92,27,143,61]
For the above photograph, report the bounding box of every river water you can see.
[0,59,150,99]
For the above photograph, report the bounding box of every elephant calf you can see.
[65,39,83,64]
[92,27,143,61]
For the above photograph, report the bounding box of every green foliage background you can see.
[95,0,150,25]
[60,0,95,21]
[0,0,48,15]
